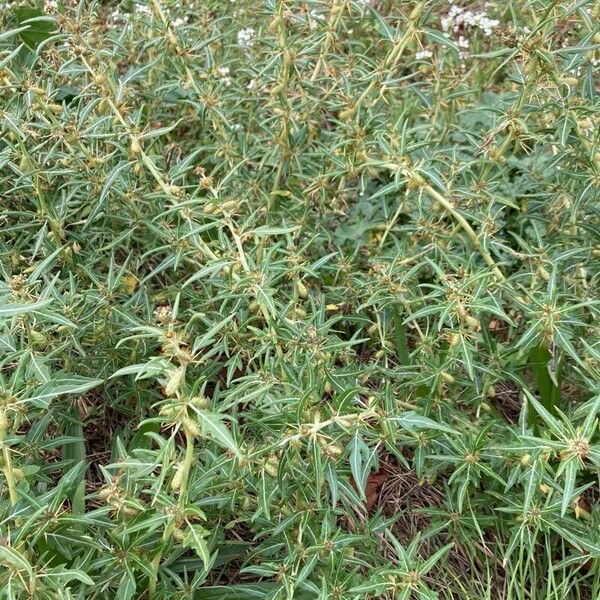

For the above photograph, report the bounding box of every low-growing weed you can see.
[0,0,599,598]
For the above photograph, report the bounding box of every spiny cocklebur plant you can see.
[0,0,599,598]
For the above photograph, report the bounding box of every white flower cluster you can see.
[237,28,256,48]
[457,35,469,49]
[308,9,323,30]
[138,4,152,16]
[44,0,58,13]
[415,50,433,60]
[107,3,189,30]
[441,5,500,38]
[108,3,151,28]
[172,16,189,27]
[108,8,125,26]
[217,66,232,87]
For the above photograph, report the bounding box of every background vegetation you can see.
[1,0,599,598]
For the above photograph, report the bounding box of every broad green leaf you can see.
[14,9,56,49]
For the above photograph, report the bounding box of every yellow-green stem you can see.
[148,430,194,598]
[423,184,505,281]
[179,430,195,497]
[0,410,17,506]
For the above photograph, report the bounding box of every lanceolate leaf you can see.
[27,376,104,409]
[1,2,599,598]
[183,524,211,569]
[194,410,240,458]
[390,412,456,435]
[0,299,52,318]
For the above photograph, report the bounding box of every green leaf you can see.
[0,545,33,578]
[109,360,170,380]
[393,305,410,365]
[193,314,235,352]
[254,285,276,319]
[183,524,211,569]
[391,412,455,435]
[14,9,56,49]
[0,298,52,318]
[458,334,475,380]
[194,410,240,457]
[43,567,94,586]
[424,29,459,52]
[62,406,86,514]
[193,584,282,600]
[0,25,30,44]
[349,579,388,595]
[560,459,578,518]
[549,523,600,558]
[367,5,395,41]
[250,225,299,237]
[523,389,564,439]
[28,352,51,383]
[28,375,103,409]
[348,434,375,500]
[420,542,453,575]
[523,460,541,514]
[115,573,136,600]
[88,161,132,227]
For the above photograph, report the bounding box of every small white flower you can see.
[441,6,499,50]
[43,0,58,13]
[309,9,322,30]
[217,66,232,86]
[135,4,153,16]
[237,28,256,48]
[247,79,257,90]
[172,16,189,27]
[415,50,433,60]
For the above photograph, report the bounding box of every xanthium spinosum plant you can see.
[0,0,600,598]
